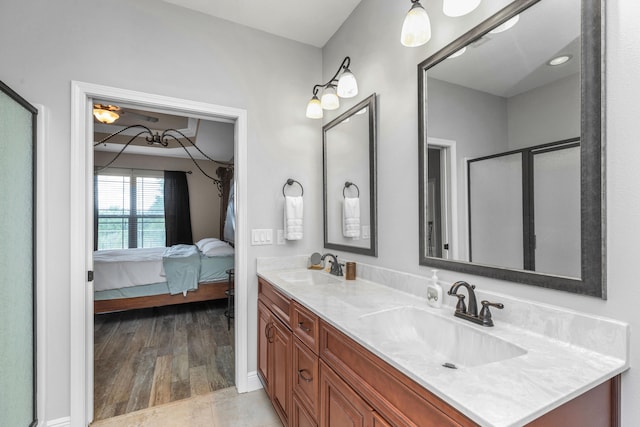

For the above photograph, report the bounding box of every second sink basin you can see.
[278,270,342,286]
[359,306,527,368]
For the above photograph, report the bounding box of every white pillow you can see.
[195,237,219,252]
[201,240,234,257]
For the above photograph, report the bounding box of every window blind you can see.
[96,169,165,249]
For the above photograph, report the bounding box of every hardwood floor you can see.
[94,299,234,421]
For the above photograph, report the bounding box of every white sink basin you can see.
[278,270,343,286]
[359,306,527,368]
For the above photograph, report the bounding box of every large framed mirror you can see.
[324,93,377,256]
[418,0,604,297]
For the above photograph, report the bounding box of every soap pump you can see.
[426,269,443,308]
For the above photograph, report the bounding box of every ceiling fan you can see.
[93,103,159,124]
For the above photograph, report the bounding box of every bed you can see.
[93,238,234,313]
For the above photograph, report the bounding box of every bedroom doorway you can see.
[70,82,250,426]
[91,107,236,420]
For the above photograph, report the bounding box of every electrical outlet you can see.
[277,229,285,245]
[362,225,370,239]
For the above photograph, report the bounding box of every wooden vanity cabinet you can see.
[258,279,293,426]
[258,277,620,427]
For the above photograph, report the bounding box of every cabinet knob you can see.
[298,321,312,332]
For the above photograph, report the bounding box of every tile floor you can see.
[90,386,281,427]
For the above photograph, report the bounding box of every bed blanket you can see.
[163,244,201,294]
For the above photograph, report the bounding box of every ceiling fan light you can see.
[401,1,431,47]
[443,0,481,17]
[320,86,340,110]
[93,107,120,124]
[306,95,323,119]
[337,68,358,98]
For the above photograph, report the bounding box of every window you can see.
[95,169,165,249]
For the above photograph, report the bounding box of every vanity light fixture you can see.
[443,0,481,17]
[448,47,467,59]
[93,104,120,124]
[489,14,519,34]
[305,56,358,119]
[401,0,431,47]
[547,54,573,66]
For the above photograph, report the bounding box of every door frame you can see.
[427,137,458,260]
[69,81,250,426]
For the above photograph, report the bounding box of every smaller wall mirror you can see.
[324,93,377,256]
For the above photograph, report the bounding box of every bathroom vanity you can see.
[256,258,628,427]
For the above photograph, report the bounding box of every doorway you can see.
[70,82,250,426]
[426,137,458,261]
[91,106,236,420]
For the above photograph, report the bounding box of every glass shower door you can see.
[0,81,37,427]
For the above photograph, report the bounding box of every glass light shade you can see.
[489,14,519,34]
[320,86,340,110]
[448,47,467,59]
[401,1,431,47]
[443,0,481,17]
[337,68,358,98]
[93,108,120,124]
[305,95,323,119]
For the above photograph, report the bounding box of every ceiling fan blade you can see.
[120,109,159,123]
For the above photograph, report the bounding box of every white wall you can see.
[323,0,640,424]
[0,0,323,421]
[507,73,581,149]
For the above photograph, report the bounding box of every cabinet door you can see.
[320,361,373,427]
[272,315,292,424]
[258,301,272,393]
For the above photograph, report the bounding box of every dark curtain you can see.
[164,171,193,246]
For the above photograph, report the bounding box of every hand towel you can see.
[343,197,361,238]
[284,196,304,240]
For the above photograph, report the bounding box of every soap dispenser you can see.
[426,269,443,308]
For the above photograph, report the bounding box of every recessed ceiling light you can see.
[489,14,519,34]
[448,47,467,59]
[547,55,573,66]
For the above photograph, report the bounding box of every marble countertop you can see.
[257,260,629,427]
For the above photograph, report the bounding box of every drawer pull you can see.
[298,322,312,332]
[298,369,313,383]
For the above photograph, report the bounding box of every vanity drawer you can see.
[292,336,319,423]
[292,301,320,353]
[258,277,291,326]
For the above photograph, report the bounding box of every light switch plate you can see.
[251,229,273,245]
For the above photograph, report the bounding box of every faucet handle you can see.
[479,300,504,327]
[452,294,466,314]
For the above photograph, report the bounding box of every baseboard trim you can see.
[246,371,264,392]
[46,417,70,427]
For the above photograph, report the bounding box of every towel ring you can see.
[283,178,304,197]
[343,181,360,198]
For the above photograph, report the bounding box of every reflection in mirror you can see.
[324,94,377,256]
[418,0,605,297]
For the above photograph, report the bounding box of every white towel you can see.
[284,196,304,240]
[343,197,361,238]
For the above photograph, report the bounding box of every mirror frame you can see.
[418,0,605,297]
[323,93,378,256]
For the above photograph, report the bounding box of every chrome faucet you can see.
[447,281,503,327]
[321,253,343,276]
